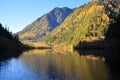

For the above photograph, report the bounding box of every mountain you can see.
[18,7,74,41]
[41,0,120,47]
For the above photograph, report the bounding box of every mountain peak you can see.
[18,7,74,41]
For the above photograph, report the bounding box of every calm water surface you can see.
[0,50,111,80]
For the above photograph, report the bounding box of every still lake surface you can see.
[0,49,111,80]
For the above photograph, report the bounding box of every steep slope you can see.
[0,23,21,50]
[18,7,73,41]
[42,0,120,46]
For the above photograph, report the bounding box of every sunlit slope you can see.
[42,1,110,46]
[18,7,73,41]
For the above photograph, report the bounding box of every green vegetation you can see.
[15,0,120,52]
[0,0,120,65]
[42,1,111,46]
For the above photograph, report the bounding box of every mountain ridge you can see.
[18,7,74,41]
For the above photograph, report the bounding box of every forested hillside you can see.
[0,23,21,50]
[42,0,120,47]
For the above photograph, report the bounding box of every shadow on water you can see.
[75,48,120,80]
[0,50,24,62]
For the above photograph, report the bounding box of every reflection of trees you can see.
[20,50,110,80]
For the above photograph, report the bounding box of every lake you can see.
[0,49,111,80]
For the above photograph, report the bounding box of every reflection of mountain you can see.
[20,50,110,80]
[18,7,73,41]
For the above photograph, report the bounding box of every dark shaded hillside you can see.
[18,7,73,41]
[105,15,120,63]
[0,23,23,50]
[0,24,13,40]
[0,23,42,62]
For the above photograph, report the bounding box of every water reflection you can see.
[20,49,110,80]
[0,49,111,80]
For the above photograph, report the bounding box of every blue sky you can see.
[0,0,90,33]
